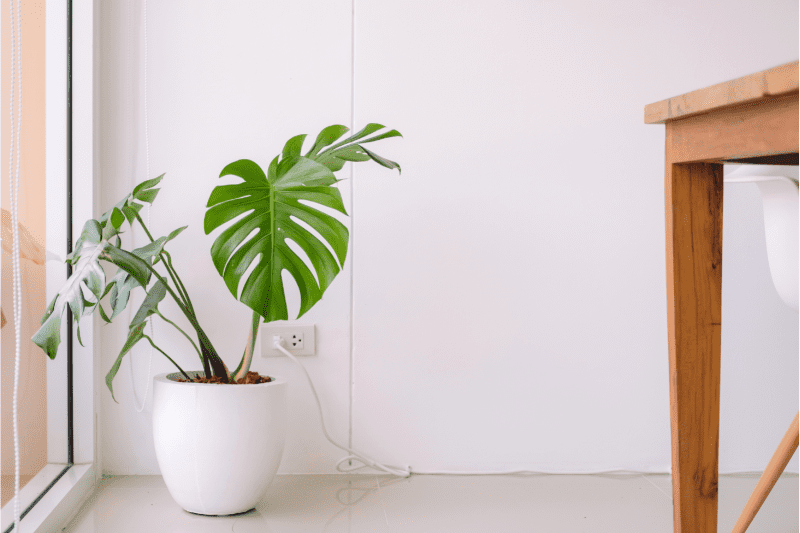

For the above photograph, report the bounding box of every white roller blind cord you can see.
[9,0,24,529]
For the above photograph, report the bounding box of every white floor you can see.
[63,473,798,532]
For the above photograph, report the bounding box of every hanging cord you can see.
[9,0,24,529]
[129,0,154,413]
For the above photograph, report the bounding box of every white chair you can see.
[724,164,799,533]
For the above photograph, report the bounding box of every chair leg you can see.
[731,412,799,533]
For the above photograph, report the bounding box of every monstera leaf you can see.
[32,220,107,358]
[298,123,402,173]
[33,175,168,358]
[104,280,168,401]
[205,124,401,321]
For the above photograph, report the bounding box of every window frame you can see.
[0,1,98,530]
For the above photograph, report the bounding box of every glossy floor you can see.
[64,473,798,532]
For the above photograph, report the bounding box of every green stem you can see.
[143,335,192,381]
[134,253,228,381]
[162,250,196,314]
[133,213,193,312]
[160,254,191,311]
[231,311,260,381]
[135,211,156,241]
[130,213,223,378]
[156,310,203,363]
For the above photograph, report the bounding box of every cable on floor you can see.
[273,337,665,479]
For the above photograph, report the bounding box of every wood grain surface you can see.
[664,158,724,533]
[645,61,798,124]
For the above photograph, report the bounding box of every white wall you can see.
[99,0,799,475]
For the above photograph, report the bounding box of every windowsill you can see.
[0,464,95,533]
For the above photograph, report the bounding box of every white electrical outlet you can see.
[261,324,315,357]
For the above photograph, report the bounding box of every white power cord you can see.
[273,336,650,479]
[273,336,411,477]
[9,0,23,529]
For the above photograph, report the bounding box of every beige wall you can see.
[1,0,48,504]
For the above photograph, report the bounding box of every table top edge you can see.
[644,61,799,124]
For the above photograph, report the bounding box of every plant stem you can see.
[134,252,228,381]
[156,310,203,363]
[143,335,192,381]
[130,213,227,379]
[160,254,191,311]
[162,250,196,314]
[133,213,193,312]
[135,212,156,241]
[231,311,260,381]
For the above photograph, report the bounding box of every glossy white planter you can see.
[152,372,287,515]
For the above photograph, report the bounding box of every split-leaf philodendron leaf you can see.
[205,123,401,321]
[32,220,107,358]
[105,321,147,403]
[33,175,166,360]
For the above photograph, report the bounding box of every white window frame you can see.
[0,1,98,531]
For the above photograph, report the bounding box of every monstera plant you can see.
[32,123,401,396]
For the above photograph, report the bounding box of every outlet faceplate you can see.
[261,324,315,357]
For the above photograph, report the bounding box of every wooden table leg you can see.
[665,161,724,533]
[732,412,799,533]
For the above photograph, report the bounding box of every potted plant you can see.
[32,123,401,515]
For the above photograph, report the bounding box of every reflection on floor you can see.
[64,473,798,532]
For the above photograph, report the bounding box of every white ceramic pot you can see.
[152,371,287,515]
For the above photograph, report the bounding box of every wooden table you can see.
[645,61,799,533]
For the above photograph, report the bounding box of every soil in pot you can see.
[177,371,273,385]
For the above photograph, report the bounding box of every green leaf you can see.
[134,188,160,204]
[305,125,350,157]
[213,158,267,186]
[331,145,371,162]
[101,278,116,300]
[110,274,135,319]
[121,202,143,225]
[98,197,127,228]
[69,220,103,264]
[358,129,403,144]
[310,124,402,173]
[282,134,307,159]
[166,225,188,241]
[41,294,57,325]
[32,311,61,360]
[103,245,151,287]
[312,145,368,172]
[358,145,401,174]
[105,322,147,403]
[325,123,386,151]
[130,279,167,328]
[110,207,125,230]
[32,239,107,359]
[102,222,120,242]
[97,302,112,324]
[205,125,402,322]
[205,157,347,321]
[75,319,84,347]
[34,174,173,361]
[132,174,164,197]
[132,237,168,263]
[126,228,184,267]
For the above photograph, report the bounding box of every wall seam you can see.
[348,0,355,453]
